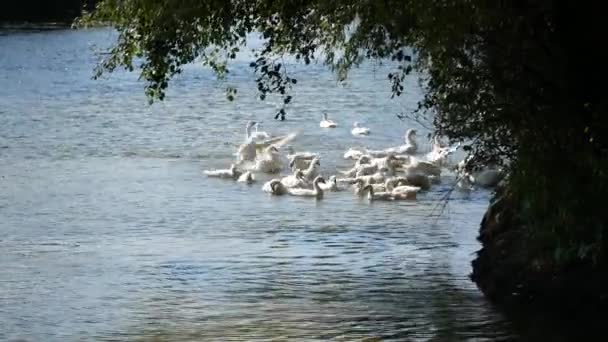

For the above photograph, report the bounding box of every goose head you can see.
[267,145,280,154]
[363,184,374,196]
[313,176,326,186]
[246,120,257,129]
[244,171,254,182]
[432,134,442,149]
[245,121,257,139]
[353,178,366,187]
[358,155,372,164]
[405,129,417,143]
[270,179,283,192]
[308,157,321,169]
[294,169,306,180]
[353,122,360,128]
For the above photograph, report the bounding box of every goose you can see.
[426,136,460,166]
[352,178,368,197]
[355,167,389,185]
[254,145,284,173]
[287,176,326,199]
[402,172,431,190]
[204,164,242,180]
[340,162,377,178]
[370,155,399,175]
[339,155,382,178]
[471,168,503,188]
[337,177,359,186]
[355,164,379,177]
[301,157,321,182]
[391,185,421,200]
[456,173,475,191]
[250,122,271,142]
[237,171,255,184]
[319,175,339,191]
[262,179,288,195]
[237,130,298,166]
[281,170,309,188]
[370,182,388,193]
[363,184,394,201]
[351,122,371,136]
[403,157,442,177]
[286,145,318,171]
[371,176,409,192]
[400,129,418,154]
[320,112,337,128]
[365,129,419,157]
[236,121,259,163]
[382,177,409,191]
[344,148,365,160]
[454,155,502,189]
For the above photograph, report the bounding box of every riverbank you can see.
[0,22,72,30]
[0,1,96,25]
[471,185,608,318]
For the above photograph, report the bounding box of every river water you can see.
[0,27,529,341]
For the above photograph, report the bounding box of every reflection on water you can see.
[1,28,518,341]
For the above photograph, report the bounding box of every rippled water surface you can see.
[0,28,521,341]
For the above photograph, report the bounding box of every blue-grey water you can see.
[0,27,532,341]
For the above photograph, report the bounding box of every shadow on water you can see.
[93,237,517,341]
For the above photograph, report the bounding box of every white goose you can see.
[250,122,271,142]
[352,178,368,197]
[426,135,460,166]
[455,156,503,189]
[301,157,321,182]
[236,121,259,163]
[399,129,419,154]
[237,121,298,166]
[403,157,442,177]
[281,170,308,188]
[344,148,365,160]
[286,145,318,171]
[390,185,421,200]
[204,164,242,180]
[351,122,371,136]
[355,167,390,185]
[262,179,288,195]
[363,184,394,201]
[287,176,327,199]
[402,172,431,190]
[471,168,503,188]
[320,112,338,128]
[365,129,418,157]
[372,177,408,192]
[254,145,284,173]
[237,171,255,184]
[319,175,339,191]
[340,161,377,178]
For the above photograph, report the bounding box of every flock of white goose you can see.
[204,113,503,201]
